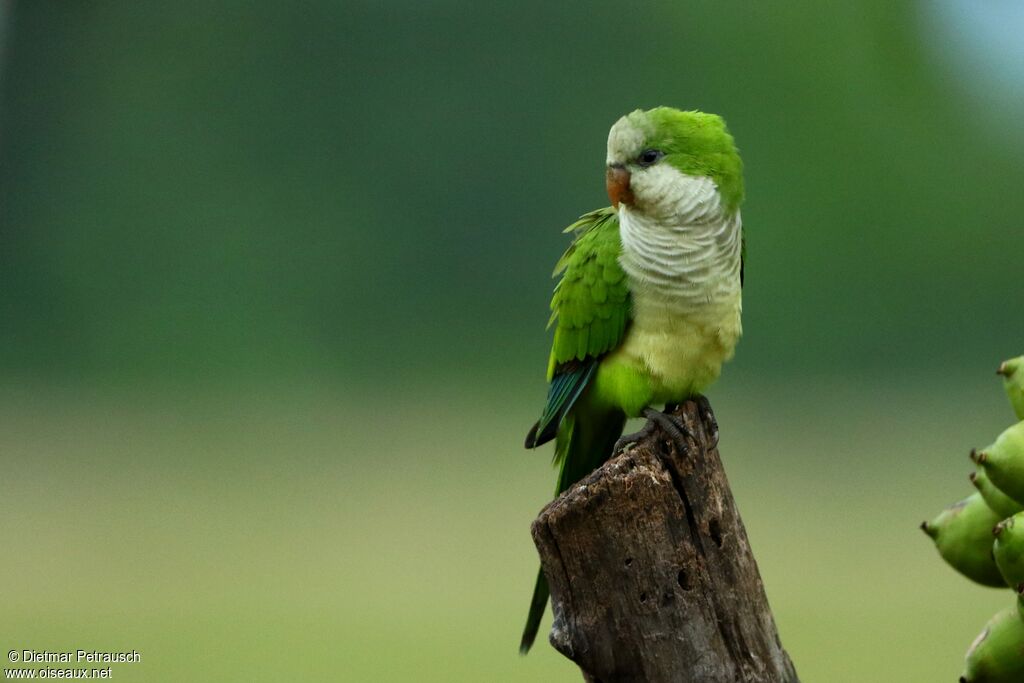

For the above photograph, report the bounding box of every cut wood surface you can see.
[531,400,799,683]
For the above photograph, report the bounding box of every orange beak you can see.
[606,164,633,208]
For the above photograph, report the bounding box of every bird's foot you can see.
[614,407,697,457]
[694,395,719,449]
[642,406,694,457]
[613,420,657,454]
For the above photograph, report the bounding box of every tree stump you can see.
[531,400,799,683]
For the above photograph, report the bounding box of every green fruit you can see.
[972,423,1024,505]
[972,468,1024,518]
[994,514,1024,588]
[961,606,1024,682]
[921,493,1004,587]
[998,356,1024,421]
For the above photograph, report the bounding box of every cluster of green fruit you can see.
[922,356,1024,682]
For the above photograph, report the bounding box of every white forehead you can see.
[606,113,648,165]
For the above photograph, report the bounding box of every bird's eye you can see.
[638,149,662,166]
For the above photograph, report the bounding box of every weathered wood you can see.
[531,400,799,683]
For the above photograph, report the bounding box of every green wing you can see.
[546,207,630,377]
[524,207,630,448]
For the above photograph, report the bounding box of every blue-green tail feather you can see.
[519,408,625,654]
[525,361,598,449]
[519,571,549,654]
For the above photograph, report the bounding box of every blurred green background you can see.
[2,1,1024,681]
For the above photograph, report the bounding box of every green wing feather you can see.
[546,207,630,379]
[524,208,630,449]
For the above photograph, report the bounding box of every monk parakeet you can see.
[520,107,745,653]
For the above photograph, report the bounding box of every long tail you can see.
[520,571,550,654]
[519,408,625,654]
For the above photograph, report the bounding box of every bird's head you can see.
[605,107,743,219]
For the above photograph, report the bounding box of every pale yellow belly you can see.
[606,295,742,404]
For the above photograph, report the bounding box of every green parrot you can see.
[520,106,745,653]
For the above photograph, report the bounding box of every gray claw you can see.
[641,407,692,457]
[613,421,656,454]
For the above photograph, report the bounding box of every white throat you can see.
[617,174,742,309]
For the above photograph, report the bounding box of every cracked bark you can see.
[531,400,799,683]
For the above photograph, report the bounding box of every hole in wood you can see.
[677,568,691,590]
[709,517,723,547]
[624,557,633,567]
[639,592,648,604]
